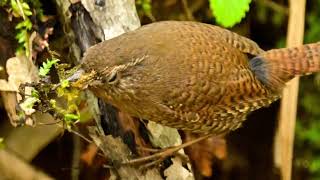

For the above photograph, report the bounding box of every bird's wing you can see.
[203,24,264,55]
[163,21,265,55]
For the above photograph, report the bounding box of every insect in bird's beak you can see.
[67,69,85,82]
[69,69,105,89]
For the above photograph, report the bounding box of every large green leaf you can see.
[209,0,251,28]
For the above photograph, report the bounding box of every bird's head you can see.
[70,35,152,107]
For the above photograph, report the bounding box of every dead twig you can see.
[274,0,306,180]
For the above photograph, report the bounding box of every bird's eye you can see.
[107,71,118,84]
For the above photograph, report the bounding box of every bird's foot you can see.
[123,145,186,169]
[122,133,213,169]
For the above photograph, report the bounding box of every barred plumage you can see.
[81,21,320,134]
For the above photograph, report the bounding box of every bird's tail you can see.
[249,42,320,91]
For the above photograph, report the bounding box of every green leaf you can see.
[31,89,39,98]
[310,157,320,173]
[21,2,29,9]
[23,9,32,16]
[136,0,153,20]
[56,86,65,97]
[61,79,70,88]
[24,40,29,57]
[15,19,32,55]
[15,22,24,29]
[15,46,24,55]
[49,99,57,108]
[19,96,39,115]
[141,0,152,14]
[10,0,19,15]
[25,0,43,19]
[209,0,251,28]
[15,19,32,30]
[64,113,80,121]
[15,30,27,43]
[39,58,59,77]
[22,2,32,17]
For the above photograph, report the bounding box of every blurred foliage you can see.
[15,18,32,56]
[11,0,33,56]
[255,1,286,27]
[295,80,320,178]
[136,0,155,21]
[209,0,251,27]
[0,0,8,6]
[25,0,43,20]
[304,8,320,43]
[0,0,43,57]
[41,59,81,130]
[0,137,4,149]
[293,0,320,179]
[19,57,81,130]
[137,0,252,27]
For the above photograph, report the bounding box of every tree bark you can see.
[54,0,194,179]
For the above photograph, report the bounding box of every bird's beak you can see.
[52,68,85,90]
[69,68,100,89]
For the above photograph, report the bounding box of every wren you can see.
[79,21,320,135]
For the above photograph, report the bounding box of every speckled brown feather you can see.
[81,21,320,134]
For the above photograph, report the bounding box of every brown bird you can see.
[74,21,320,162]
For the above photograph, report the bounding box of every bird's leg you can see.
[123,133,214,167]
[137,146,189,161]
[136,146,161,153]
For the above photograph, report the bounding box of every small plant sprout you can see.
[39,58,59,77]
[19,94,40,115]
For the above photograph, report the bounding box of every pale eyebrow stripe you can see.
[113,55,148,72]
[99,55,148,77]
